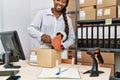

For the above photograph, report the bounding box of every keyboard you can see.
[0,70,19,76]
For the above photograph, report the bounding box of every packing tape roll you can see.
[57,31,67,42]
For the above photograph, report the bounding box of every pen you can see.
[60,68,69,74]
[56,67,61,75]
[58,67,61,73]
[56,68,69,75]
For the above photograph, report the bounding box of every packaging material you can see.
[97,0,120,8]
[97,6,120,19]
[29,48,61,68]
[68,49,75,59]
[79,6,96,20]
[79,0,96,8]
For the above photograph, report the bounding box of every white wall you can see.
[0,0,54,58]
[1,0,31,58]
[0,0,2,31]
[0,0,4,54]
[30,0,53,48]
[30,0,53,20]
[30,0,53,21]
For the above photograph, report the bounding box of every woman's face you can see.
[53,0,67,12]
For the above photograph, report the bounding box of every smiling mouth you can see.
[57,5,62,10]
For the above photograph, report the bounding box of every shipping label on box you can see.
[97,9,103,16]
[97,0,103,5]
[29,52,37,65]
[97,0,120,8]
[79,11,86,20]
[104,8,111,15]
[97,6,117,19]
[79,0,96,8]
[79,6,96,20]
[79,0,85,4]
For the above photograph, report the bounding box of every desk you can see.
[0,60,111,80]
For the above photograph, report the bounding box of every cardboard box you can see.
[79,0,96,8]
[79,6,96,20]
[97,0,120,8]
[67,0,79,12]
[78,51,115,64]
[81,62,115,77]
[29,49,61,68]
[97,6,120,19]
[68,0,75,12]
[68,12,79,31]
[68,13,76,30]
[68,49,75,59]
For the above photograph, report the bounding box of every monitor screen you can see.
[0,30,26,60]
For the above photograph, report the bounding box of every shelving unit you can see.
[74,0,120,64]
[74,0,79,64]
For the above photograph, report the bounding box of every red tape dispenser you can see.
[52,32,67,50]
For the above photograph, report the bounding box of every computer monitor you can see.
[0,30,26,68]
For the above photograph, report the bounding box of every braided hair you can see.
[62,0,69,41]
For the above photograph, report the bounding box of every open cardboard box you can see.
[29,48,61,68]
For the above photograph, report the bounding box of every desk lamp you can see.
[83,47,104,77]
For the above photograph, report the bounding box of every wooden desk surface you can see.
[0,60,111,80]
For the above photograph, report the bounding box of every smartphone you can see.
[7,76,21,80]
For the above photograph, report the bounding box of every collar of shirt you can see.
[46,8,63,20]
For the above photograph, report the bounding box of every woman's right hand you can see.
[41,34,51,43]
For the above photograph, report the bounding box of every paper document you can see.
[38,67,81,79]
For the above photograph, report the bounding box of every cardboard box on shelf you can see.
[78,51,115,64]
[79,0,96,8]
[79,6,96,20]
[97,0,120,8]
[68,13,76,31]
[67,0,79,12]
[68,12,79,31]
[97,6,120,19]
[29,49,61,68]
[77,51,83,62]
[68,49,75,59]
[81,62,115,77]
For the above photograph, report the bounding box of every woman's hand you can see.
[41,34,51,43]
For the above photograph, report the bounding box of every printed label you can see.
[97,0,103,5]
[80,11,85,20]
[30,52,37,65]
[105,19,112,25]
[77,51,81,59]
[104,8,111,15]
[97,9,103,16]
[79,0,84,4]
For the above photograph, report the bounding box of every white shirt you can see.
[28,8,75,49]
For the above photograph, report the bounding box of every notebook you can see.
[38,67,81,79]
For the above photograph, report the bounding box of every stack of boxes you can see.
[67,0,77,30]
[79,0,96,20]
[68,0,120,21]
[96,0,120,19]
